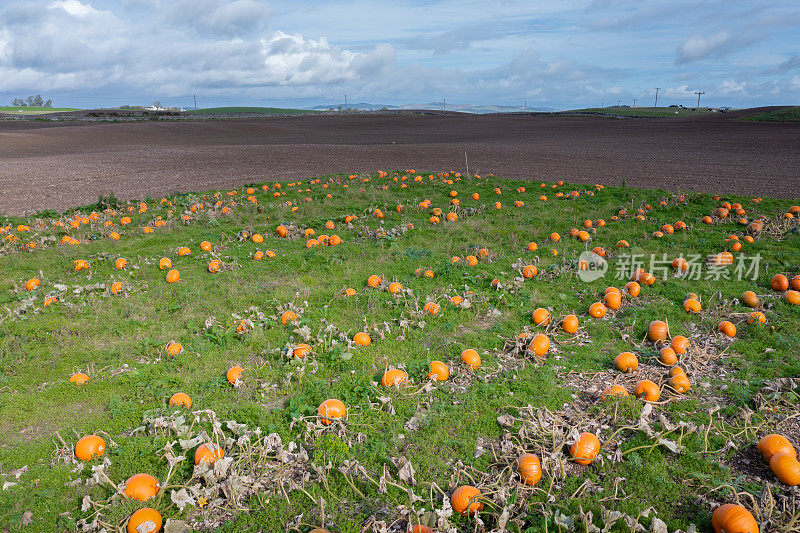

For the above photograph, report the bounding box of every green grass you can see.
[0,106,81,115]
[739,106,800,122]
[186,106,320,114]
[0,173,798,531]
[566,106,718,117]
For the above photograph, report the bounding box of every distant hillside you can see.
[187,106,320,114]
[309,102,553,114]
[565,106,719,118]
[738,106,800,122]
[0,106,81,115]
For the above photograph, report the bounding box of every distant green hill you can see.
[187,106,319,114]
[738,106,800,122]
[565,106,716,118]
[0,106,81,115]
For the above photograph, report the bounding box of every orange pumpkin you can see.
[428,361,450,381]
[195,443,225,464]
[602,385,629,400]
[671,335,689,354]
[570,432,601,465]
[647,320,668,343]
[658,347,677,365]
[742,291,759,308]
[353,332,371,346]
[771,274,789,291]
[166,269,180,283]
[635,380,661,402]
[281,310,298,325]
[169,392,192,408]
[530,333,550,357]
[226,365,243,384]
[562,314,579,334]
[588,302,607,318]
[126,508,162,533]
[461,348,481,370]
[770,452,800,486]
[532,308,550,326]
[451,485,484,516]
[718,321,736,337]
[318,399,347,425]
[668,373,691,393]
[124,473,160,501]
[711,503,758,533]
[614,352,638,373]
[75,435,106,461]
[758,434,796,462]
[382,369,409,388]
[517,453,542,485]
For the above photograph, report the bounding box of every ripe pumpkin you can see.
[388,282,403,294]
[769,452,800,486]
[771,274,789,291]
[588,302,607,318]
[126,508,162,533]
[177,246,191,256]
[562,314,579,334]
[451,485,484,516]
[169,392,192,408]
[75,435,106,461]
[423,302,441,315]
[530,333,550,357]
[195,443,225,465]
[25,278,41,291]
[635,380,661,402]
[683,298,702,313]
[668,373,691,393]
[318,399,347,425]
[791,275,800,291]
[293,343,312,358]
[353,332,371,346]
[785,290,800,305]
[70,373,89,385]
[461,348,481,370]
[451,295,464,306]
[758,434,796,462]
[517,453,542,485]
[200,241,212,251]
[281,310,298,325]
[166,269,180,283]
[624,281,641,297]
[226,366,243,384]
[602,385,629,400]
[428,361,449,381]
[522,265,538,278]
[711,503,758,533]
[166,342,183,356]
[718,321,736,337]
[114,258,128,270]
[532,308,550,325]
[647,320,668,343]
[741,291,759,308]
[658,347,677,365]
[671,335,689,354]
[603,291,622,310]
[570,432,601,465]
[124,473,160,501]
[367,275,381,287]
[158,257,172,270]
[382,369,409,388]
[614,352,638,373]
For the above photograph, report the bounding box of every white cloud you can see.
[48,0,97,17]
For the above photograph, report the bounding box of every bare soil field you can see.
[1,112,798,215]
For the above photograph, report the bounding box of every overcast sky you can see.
[0,0,798,109]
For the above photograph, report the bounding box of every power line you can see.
[740,53,800,84]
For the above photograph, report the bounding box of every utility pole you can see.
[443,98,445,112]
[617,99,621,107]
[523,100,526,112]
[694,91,705,111]
[344,94,347,111]
[633,99,637,107]
[193,94,197,110]
[654,88,660,108]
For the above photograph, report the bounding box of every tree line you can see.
[8,95,54,107]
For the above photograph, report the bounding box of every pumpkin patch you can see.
[0,170,798,531]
